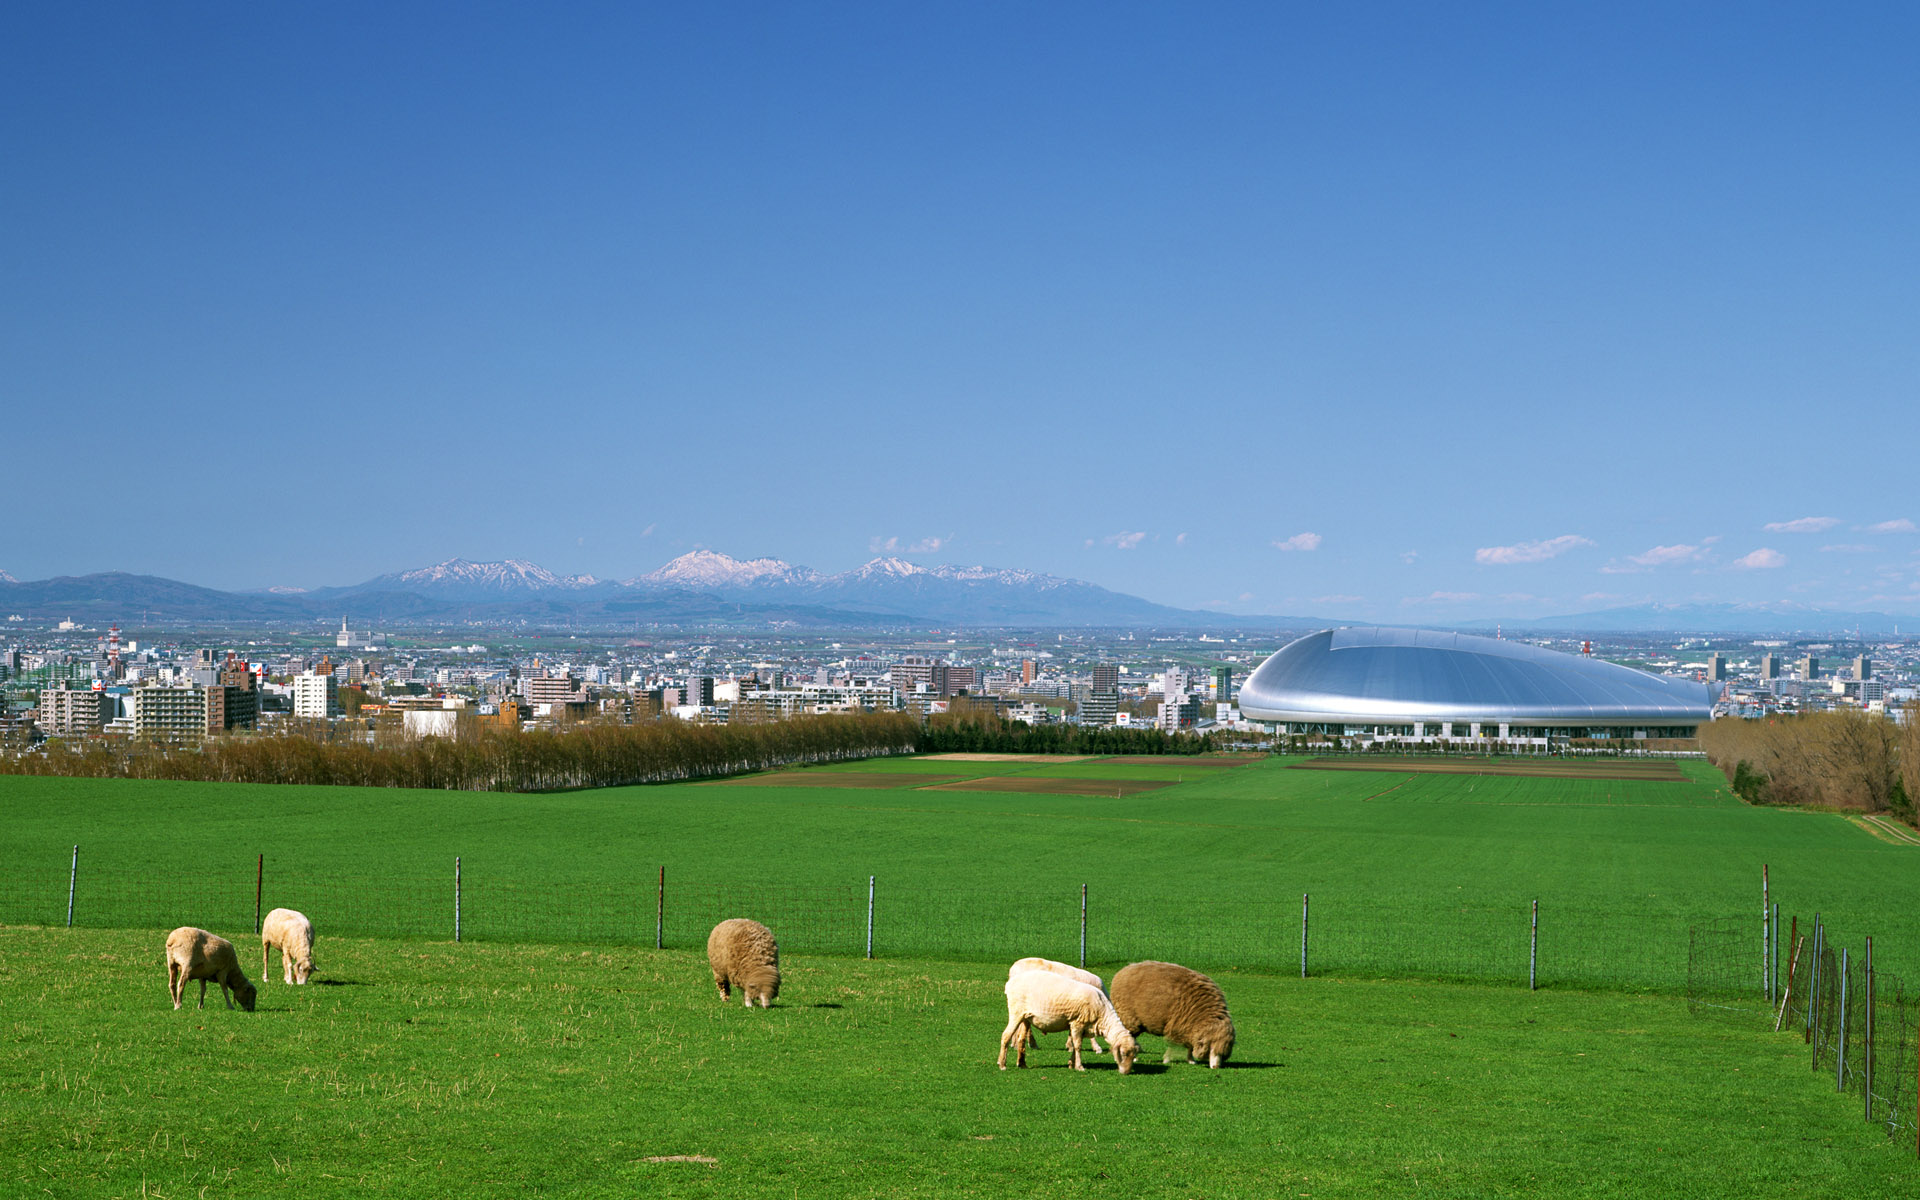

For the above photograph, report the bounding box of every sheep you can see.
[164,927,257,1012]
[1109,960,1235,1068]
[998,970,1137,1074]
[707,918,780,1008]
[1007,957,1106,1054]
[260,907,315,985]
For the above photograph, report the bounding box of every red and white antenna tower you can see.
[108,626,122,677]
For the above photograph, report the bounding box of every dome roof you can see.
[1236,627,1716,725]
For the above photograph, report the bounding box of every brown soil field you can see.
[922,776,1174,797]
[918,753,1104,763]
[708,771,962,789]
[1289,757,1689,782]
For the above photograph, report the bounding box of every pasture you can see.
[3,925,1916,1199]
[1,755,1914,983]
[4,755,1920,1196]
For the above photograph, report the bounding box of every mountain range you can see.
[0,554,1315,630]
[3,554,1916,634]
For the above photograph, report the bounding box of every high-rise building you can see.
[1706,653,1727,682]
[1021,660,1037,685]
[37,682,110,736]
[1212,665,1233,701]
[129,685,224,741]
[1759,654,1781,681]
[1799,655,1820,682]
[1091,664,1119,693]
[1855,655,1872,682]
[891,656,948,697]
[1079,692,1118,726]
[293,671,340,719]
[946,665,978,694]
[685,675,715,707]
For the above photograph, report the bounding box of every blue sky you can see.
[4,4,1916,620]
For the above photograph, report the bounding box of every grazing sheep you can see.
[1110,960,1235,1068]
[260,907,315,985]
[998,970,1137,1074]
[164,927,257,1012]
[1007,957,1106,1054]
[707,918,780,1008]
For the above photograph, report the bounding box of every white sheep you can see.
[260,907,315,985]
[165,927,257,1012]
[998,970,1137,1073]
[707,918,780,1008]
[1110,960,1236,1068]
[1007,957,1106,1054]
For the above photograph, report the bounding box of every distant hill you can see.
[0,555,1330,631]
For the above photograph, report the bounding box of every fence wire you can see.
[1691,915,1920,1156]
[0,851,1765,996]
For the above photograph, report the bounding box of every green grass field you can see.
[4,756,1919,1196]
[1,756,1913,984]
[3,925,1915,1200]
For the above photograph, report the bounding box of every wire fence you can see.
[1688,912,1920,1157]
[2,846,1757,994]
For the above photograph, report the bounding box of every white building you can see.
[293,671,340,719]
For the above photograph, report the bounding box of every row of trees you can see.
[920,707,1227,755]
[0,710,922,792]
[1698,709,1920,822]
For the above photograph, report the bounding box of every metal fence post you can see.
[866,875,875,960]
[1530,899,1538,991]
[66,845,77,928]
[255,853,264,935]
[1762,863,1770,997]
[1079,884,1087,969]
[454,856,462,943]
[1864,936,1874,1122]
[1807,917,1822,1045]
[1301,893,1310,979]
[656,866,665,951]
[1835,947,1849,1092]
[1771,903,1780,1004]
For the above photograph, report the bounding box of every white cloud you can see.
[1733,548,1787,569]
[1312,594,1366,606]
[1867,518,1917,534]
[1602,543,1710,573]
[1762,517,1840,534]
[1103,531,1149,550]
[1474,535,1593,565]
[1400,550,1419,564]
[1403,590,1480,605]
[1175,532,1189,546]
[1236,592,1254,603]
[1820,544,1874,554]
[872,535,947,554]
[639,523,656,538]
[1272,532,1322,552]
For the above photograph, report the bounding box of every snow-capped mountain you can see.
[0,569,16,584]
[630,551,821,590]
[324,558,601,601]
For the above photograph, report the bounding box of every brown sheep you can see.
[1110,961,1234,1068]
[260,908,315,985]
[165,927,257,1012]
[707,918,780,1008]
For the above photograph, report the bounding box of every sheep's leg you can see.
[1067,1021,1085,1071]
[713,973,730,1002]
[196,979,207,1010]
[1089,1035,1105,1054]
[262,942,270,981]
[168,961,183,1010]
[997,1015,1027,1070]
[220,976,235,1010]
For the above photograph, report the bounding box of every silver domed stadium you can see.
[1237,627,1715,747]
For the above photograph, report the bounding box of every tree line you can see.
[0,706,1245,791]
[0,710,922,792]
[1698,708,1920,823]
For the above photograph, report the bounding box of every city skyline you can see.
[5,5,1916,620]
